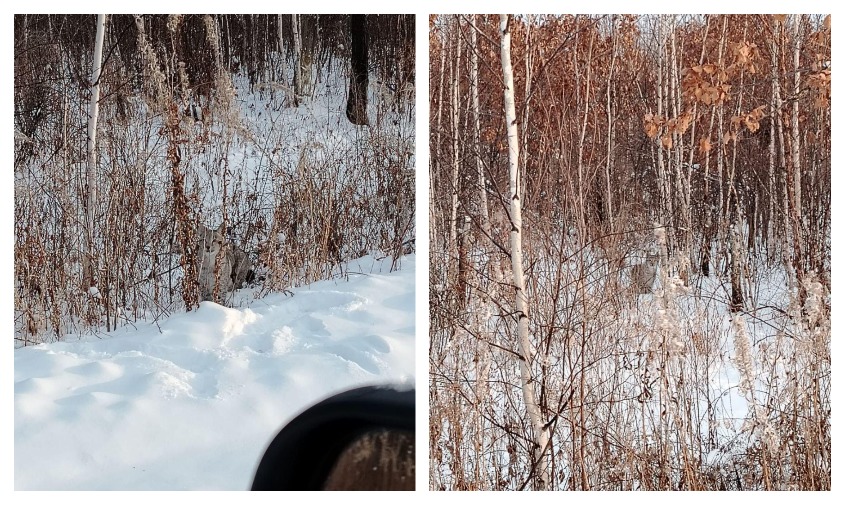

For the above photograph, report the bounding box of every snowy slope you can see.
[14,254,415,490]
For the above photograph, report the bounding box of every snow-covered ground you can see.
[14,254,415,490]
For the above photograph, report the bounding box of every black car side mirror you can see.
[251,386,415,491]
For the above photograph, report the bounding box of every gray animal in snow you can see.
[195,222,254,302]
[631,251,660,295]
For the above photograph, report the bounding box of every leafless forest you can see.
[429,15,830,490]
[14,15,415,345]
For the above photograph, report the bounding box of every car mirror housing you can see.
[251,385,415,491]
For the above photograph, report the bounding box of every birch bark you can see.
[499,14,550,490]
[84,14,107,290]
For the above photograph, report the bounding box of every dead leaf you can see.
[675,112,692,135]
[745,115,760,133]
[750,105,766,120]
[699,137,712,154]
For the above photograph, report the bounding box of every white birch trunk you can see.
[469,18,493,483]
[791,16,802,223]
[449,18,462,268]
[499,14,550,490]
[84,13,107,288]
[520,16,532,203]
[768,17,781,249]
[789,15,806,302]
[655,17,669,235]
[469,16,492,246]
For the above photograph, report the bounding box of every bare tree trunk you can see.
[669,15,692,280]
[686,15,709,276]
[654,16,671,242]
[469,16,493,255]
[520,15,533,206]
[701,17,728,278]
[575,21,594,237]
[789,15,806,304]
[84,14,107,291]
[431,29,448,249]
[277,14,286,85]
[346,14,369,125]
[726,19,749,312]
[774,19,791,282]
[604,15,618,231]
[790,16,803,233]
[210,15,223,72]
[767,16,781,258]
[292,14,302,106]
[500,14,550,490]
[449,17,462,275]
[729,225,744,312]
[469,16,494,485]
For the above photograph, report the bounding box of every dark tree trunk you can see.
[346,14,369,126]
[700,242,710,277]
[729,227,744,313]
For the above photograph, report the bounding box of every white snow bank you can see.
[14,254,415,490]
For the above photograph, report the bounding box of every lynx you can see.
[631,252,660,295]
[195,223,254,302]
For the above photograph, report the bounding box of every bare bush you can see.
[430,14,830,491]
[14,14,415,344]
